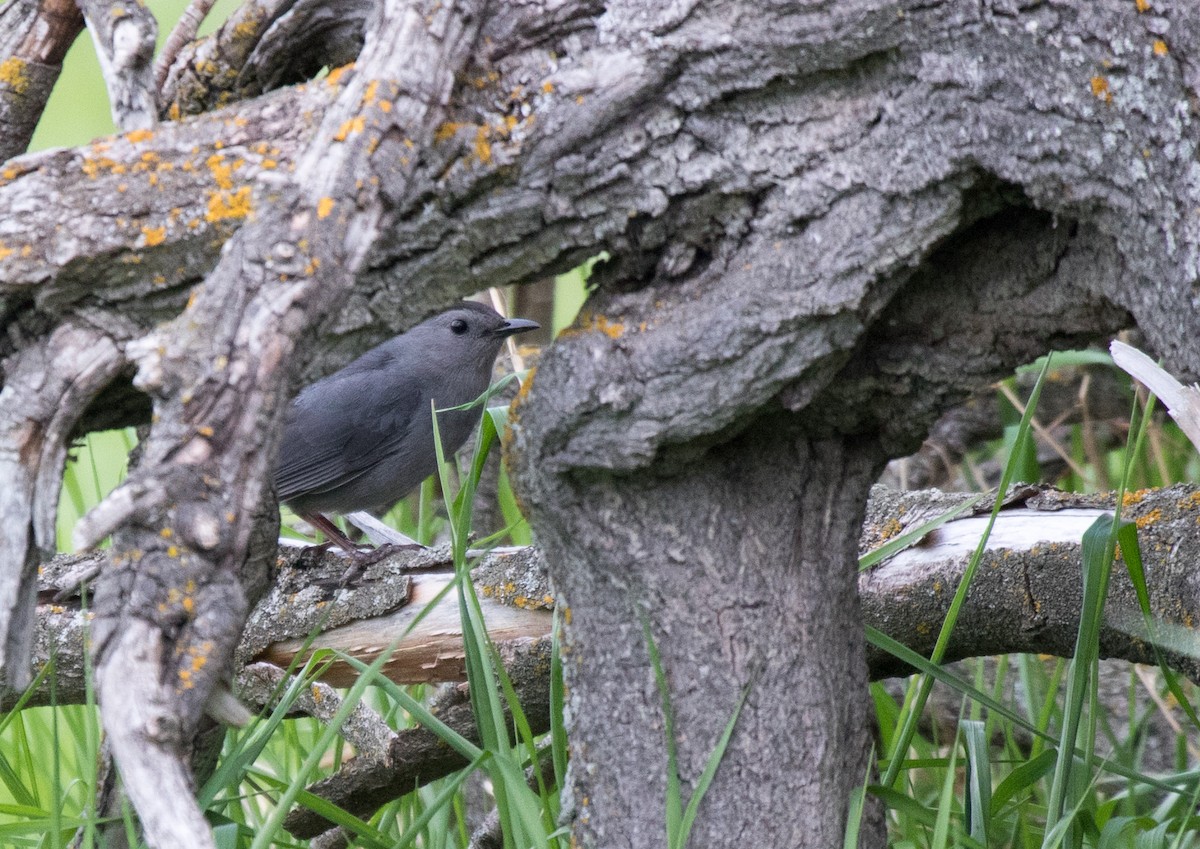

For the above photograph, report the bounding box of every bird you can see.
[275,301,539,554]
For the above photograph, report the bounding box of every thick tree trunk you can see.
[517,420,885,844]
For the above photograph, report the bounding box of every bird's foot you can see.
[336,542,425,585]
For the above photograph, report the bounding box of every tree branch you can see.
[0,0,83,159]
[77,0,158,130]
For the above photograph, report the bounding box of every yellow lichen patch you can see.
[1153,39,1169,55]
[333,115,366,141]
[168,102,182,121]
[304,257,320,275]
[317,196,335,219]
[205,187,253,222]
[197,425,214,437]
[1135,508,1162,529]
[916,621,931,636]
[1135,0,1150,10]
[1123,489,1150,506]
[141,225,166,246]
[207,153,235,189]
[363,79,380,105]
[474,125,492,163]
[435,122,467,143]
[81,155,120,180]
[160,527,174,538]
[0,57,29,94]
[878,518,903,542]
[1177,491,1200,511]
[514,367,537,405]
[126,128,154,144]
[0,243,13,261]
[1090,75,1112,103]
[542,81,555,94]
[167,545,180,558]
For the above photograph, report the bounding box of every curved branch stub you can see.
[78,0,158,130]
[98,619,217,849]
[0,323,123,690]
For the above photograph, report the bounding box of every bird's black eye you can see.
[450,318,469,335]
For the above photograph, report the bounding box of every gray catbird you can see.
[275,301,539,551]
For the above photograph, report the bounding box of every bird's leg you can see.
[298,512,366,556]
[298,512,424,588]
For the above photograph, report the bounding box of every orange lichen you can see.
[1090,75,1112,103]
[205,187,253,222]
[126,128,154,143]
[326,62,354,86]
[589,315,625,339]
[1135,508,1162,529]
[0,244,13,261]
[207,154,234,189]
[1135,0,1150,10]
[334,115,366,141]
[542,81,554,94]
[1123,489,1150,506]
[1153,39,1168,56]
[317,197,335,219]
[141,225,166,246]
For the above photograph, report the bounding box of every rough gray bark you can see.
[1,0,1198,847]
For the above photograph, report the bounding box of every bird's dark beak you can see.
[493,317,540,338]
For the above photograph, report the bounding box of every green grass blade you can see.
[881,355,1055,788]
[678,676,753,844]
[962,719,991,845]
[843,746,874,849]
[931,733,959,849]
[1044,513,1119,837]
[858,493,983,571]
[991,749,1057,818]
[641,614,683,848]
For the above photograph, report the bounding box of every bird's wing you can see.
[274,366,429,503]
